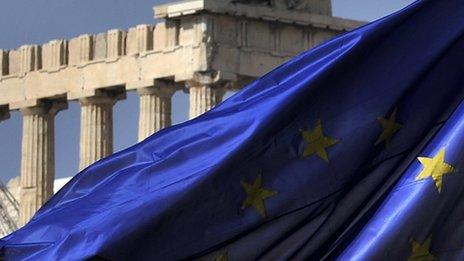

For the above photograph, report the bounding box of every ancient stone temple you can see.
[0,0,363,234]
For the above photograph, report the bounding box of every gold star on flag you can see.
[416,147,454,192]
[240,174,277,217]
[212,253,228,261]
[408,237,435,261]
[301,119,338,162]
[375,108,402,147]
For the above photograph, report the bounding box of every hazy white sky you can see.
[0,0,416,182]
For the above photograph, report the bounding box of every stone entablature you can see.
[0,0,364,226]
[0,0,362,107]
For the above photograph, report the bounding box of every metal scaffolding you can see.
[0,179,19,237]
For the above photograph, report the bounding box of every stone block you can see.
[213,16,237,45]
[107,29,126,58]
[126,27,138,55]
[312,28,337,46]
[166,20,180,48]
[94,33,108,60]
[67,89,100,100]
[153,0,205,19]
[0,49,8,76]
[138,24,154,52]
[69,34,93,65]
[8,45,41,75]
[245,21,271,50]
[8,49,20,75]
[179,17,198,46]
[126,24,154,55]
[153,22,167,51]
[126,79,155,90]
[42,40,67,69]
[30,45,42,72]
[278,25,304,53]
[153,21,179,51]
[288,0,332,15]
[9,99,40,110]
[68,38,79,65]
[33,45,42,71]
[153,21,180,51]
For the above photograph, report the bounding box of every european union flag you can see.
[3,0,464,260]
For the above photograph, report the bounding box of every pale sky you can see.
[0,0,416,182]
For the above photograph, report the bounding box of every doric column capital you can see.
[16,100,67,117]
[137,80,177,97]
[187,71,222,88]
[186,71,237,90]
[137,80,175,141]
[72,89,125,107]
[77,90,120,170]
[79,95,117,107]
[187,73,227,119]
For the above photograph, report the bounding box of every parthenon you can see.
[0,0,363,235]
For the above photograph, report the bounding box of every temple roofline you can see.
[154,0,365,31]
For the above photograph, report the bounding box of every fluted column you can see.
[188,84,225,119]
[79,95,116,170]
[19,102,65,225]
[137,86,175,141]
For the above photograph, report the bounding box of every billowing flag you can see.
[2,0,464,260]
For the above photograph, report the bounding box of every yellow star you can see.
[240,174,277,217]
[416,147,454,192]
[375,108,402,147]
[301,119,338,162]
[212,253,228,261]
[409,237,435,261]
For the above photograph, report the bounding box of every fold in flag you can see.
[3,0,464,260]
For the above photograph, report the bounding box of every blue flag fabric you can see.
[3,0,464,260]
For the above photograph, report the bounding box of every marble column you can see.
[79,95,116,170]
[19,102,65,226]
[137,86,175,141]
[188,84,225,119]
